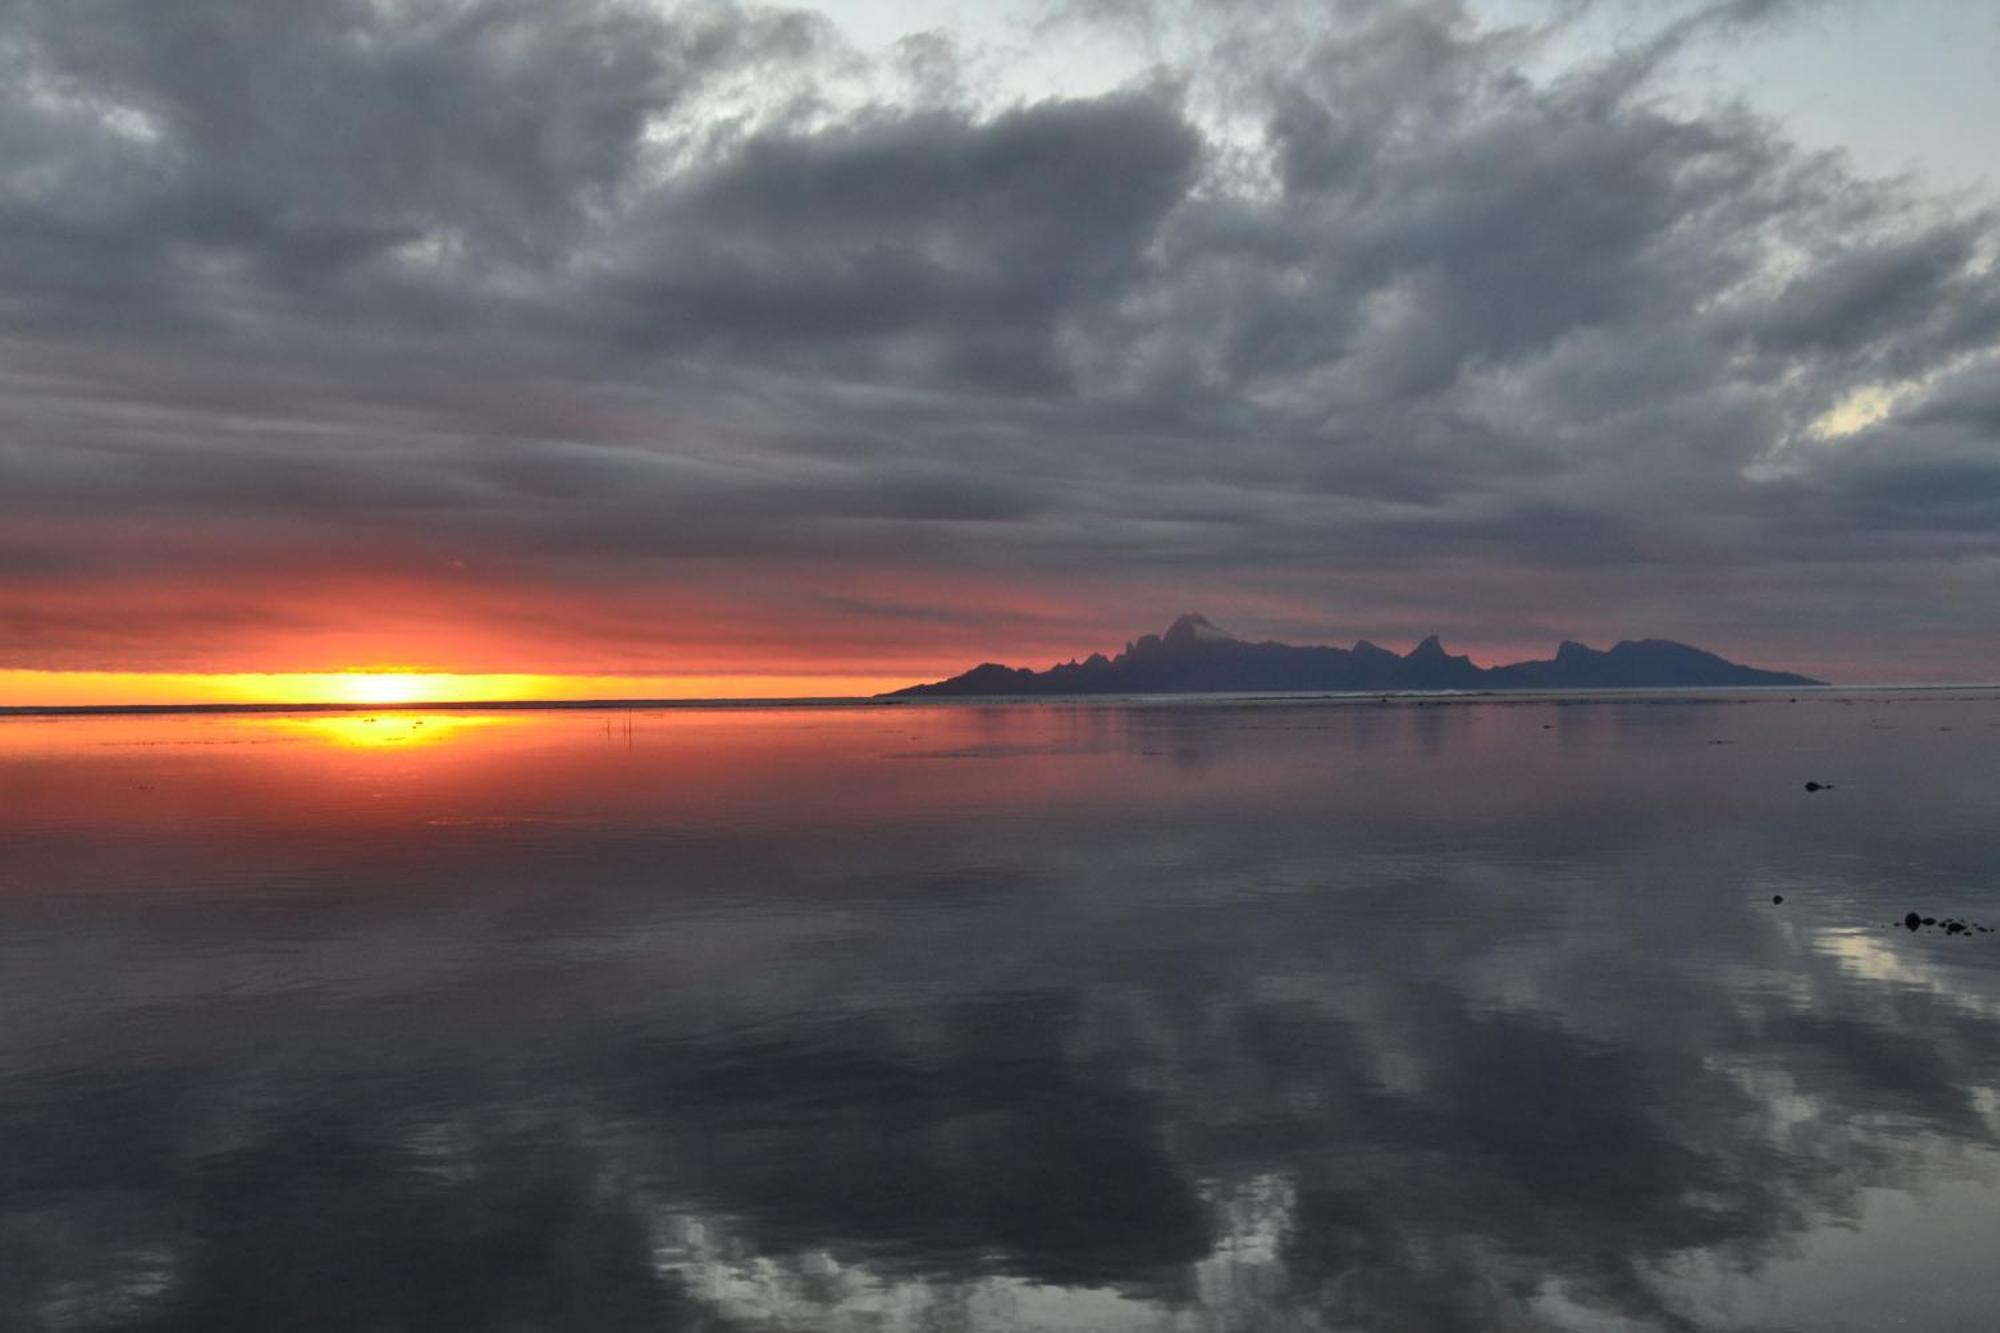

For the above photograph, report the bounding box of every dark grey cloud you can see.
[0,0,830,331]
[0,0,1996,677]
[600,92,1200,390]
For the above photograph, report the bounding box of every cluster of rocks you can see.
[1901,912,1991,936]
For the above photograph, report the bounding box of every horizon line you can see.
[16,682,2000,719]
[0,624,1857,709]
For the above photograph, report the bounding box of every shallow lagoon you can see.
[5,692,2000,1331]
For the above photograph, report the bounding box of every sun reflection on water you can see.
[251,713,513,749]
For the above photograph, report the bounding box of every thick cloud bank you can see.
[1,0,1996,679]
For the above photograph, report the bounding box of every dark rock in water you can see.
[1906,912,1923,931]
[1947,922,1966,935]
[1923,917,1937,926]
[1803,781,1827,792]
[1772,895,1784,905]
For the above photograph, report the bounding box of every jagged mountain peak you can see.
[1163,613,1236,645]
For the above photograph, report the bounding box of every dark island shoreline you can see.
[891,613,1825,698]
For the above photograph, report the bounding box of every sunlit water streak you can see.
[4,692,2000,1331]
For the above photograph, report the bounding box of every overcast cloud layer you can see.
[2,0,1998,682]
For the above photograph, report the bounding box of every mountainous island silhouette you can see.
[889,614,1824,697]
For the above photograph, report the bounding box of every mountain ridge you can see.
[887,614,1825,697]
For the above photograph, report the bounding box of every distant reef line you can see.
[885,614,1825,698]
[0,697,882,717]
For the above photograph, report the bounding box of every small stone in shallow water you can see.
[1924,917,1937,926]
[1906,912,1923,931]
[1804,781,1826,792]
[1772,895,1784,905]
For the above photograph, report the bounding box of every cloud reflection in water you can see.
[3,695,2000,1330]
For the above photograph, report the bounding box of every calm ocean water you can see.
[4,693,2000,1332]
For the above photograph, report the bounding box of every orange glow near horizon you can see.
[0,669,913,709]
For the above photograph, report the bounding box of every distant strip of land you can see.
[18,686,2000,721]
[0,697,880,717]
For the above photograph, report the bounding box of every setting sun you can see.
[327,672,453,706]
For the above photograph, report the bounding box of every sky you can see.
[2,0,1998,701]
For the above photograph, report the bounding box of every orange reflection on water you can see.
[251,713,514,749]
[1,702,1199,841]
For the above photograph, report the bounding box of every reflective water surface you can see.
[5,693,2000,1332]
